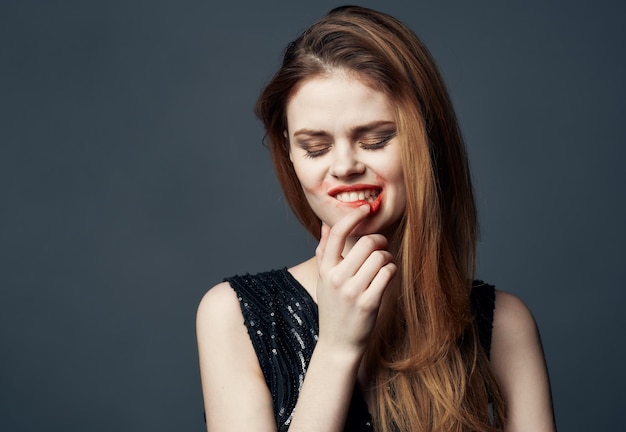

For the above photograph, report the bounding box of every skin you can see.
[196,71,555,431]
[286,71,406,244]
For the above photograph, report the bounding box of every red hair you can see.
[256,6,505,431]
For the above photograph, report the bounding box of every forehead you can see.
[286,72,395,133]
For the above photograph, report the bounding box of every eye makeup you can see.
[293,123,397,158]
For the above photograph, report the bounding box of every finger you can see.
[359,262,397,311]
[350,249,394,290]
[336,234,388,278]
[315,223,331,264]
[321,204,370,267]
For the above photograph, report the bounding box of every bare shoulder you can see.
[196,281,255,373]
[492,290,538,341]
[491,290,556,431]
[491,289,543,373]
[196,281,242,328]
[196,281,260,375]
[196,282,276,431]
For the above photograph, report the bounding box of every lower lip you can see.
[336,193,383,214]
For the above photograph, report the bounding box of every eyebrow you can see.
[292,120,396,139]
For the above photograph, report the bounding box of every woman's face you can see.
[286,72,406,237]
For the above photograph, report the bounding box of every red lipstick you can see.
[328,184,383,214]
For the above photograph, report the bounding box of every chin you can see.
[350,217,401,239]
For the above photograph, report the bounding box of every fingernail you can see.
[359,204,371,212]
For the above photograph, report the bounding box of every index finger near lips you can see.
[319,204,371,267]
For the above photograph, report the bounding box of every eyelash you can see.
[303,132,396,159]
[304,148,330,158]
[360,133,396,150]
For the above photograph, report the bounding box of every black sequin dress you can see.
[225,268,495,432]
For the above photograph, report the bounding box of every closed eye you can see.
[304,148,330,158]
[359,131,397,150]
[298,142,331,159]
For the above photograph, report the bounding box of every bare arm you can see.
[490,291,556,432]
[197,282,277,431]
[197,205,394,431]
[288,205,395,431]
[196,281,364,432]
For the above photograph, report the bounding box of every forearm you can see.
[286,209,393,431]
[288,341,362,432]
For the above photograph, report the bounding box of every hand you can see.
[315,205,397,356]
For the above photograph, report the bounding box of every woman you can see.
[197,6,555,431]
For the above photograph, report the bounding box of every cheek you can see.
[304,182,325,194]
[293,164,326,195]
[291,164,310,191]
[380,163,406,208]
[377,161,404,187]
[389,160,405,188]
[292,159,313,185]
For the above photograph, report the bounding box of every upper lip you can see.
[327,183,382,197]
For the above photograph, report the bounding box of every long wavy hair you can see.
[255,6,505,431]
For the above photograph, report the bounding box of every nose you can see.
[329,144,365,178]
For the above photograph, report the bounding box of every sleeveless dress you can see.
[225,268,496,432]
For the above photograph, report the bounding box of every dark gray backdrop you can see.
[1,1,624,431]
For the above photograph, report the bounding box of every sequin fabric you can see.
[225,269,495,432]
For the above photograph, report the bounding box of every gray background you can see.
[1,0,624,431]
